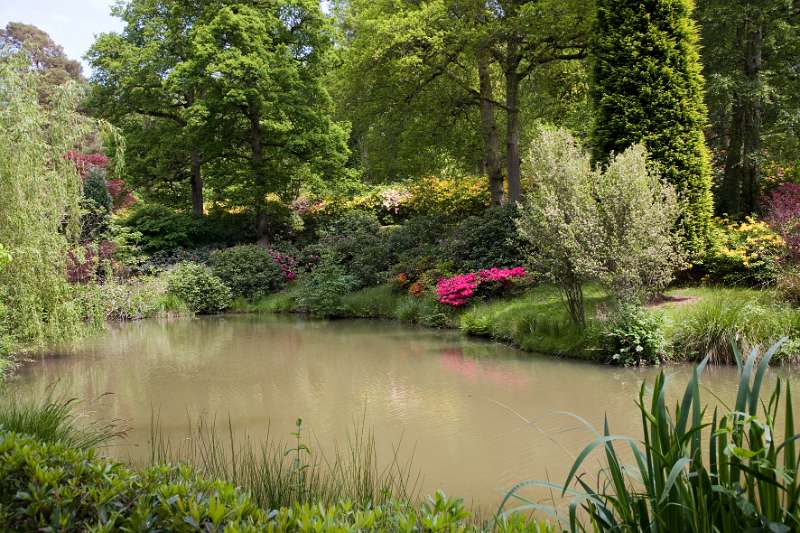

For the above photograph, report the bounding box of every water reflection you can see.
[10,315,800,509]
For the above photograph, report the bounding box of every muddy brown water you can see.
[8,315,799,510]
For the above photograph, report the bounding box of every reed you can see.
[147,414,420,510]
[0,387,122,449]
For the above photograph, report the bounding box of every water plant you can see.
[499,339,800,531]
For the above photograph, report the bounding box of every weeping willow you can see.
[0,56,112,353]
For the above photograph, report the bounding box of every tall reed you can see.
[499,339,800,531]
[147,414,419,510]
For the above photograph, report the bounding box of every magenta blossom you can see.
[436,273,479,306]
[478,266,526,282]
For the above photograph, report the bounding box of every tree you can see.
[187,0,349,238]
[334,0,591,205]
[591,0,713,257]
[0,56,92,349]
[0,22,83,102]
[87,0,208,215]
[697,0,800,217]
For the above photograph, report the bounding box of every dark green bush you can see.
[80,168,113,241]
[122,204,197,252]
[443,206,526,270]
[0,431,266,531]
[294,259,358,317]
[318,212,394,288]
[209,245,285,300]
[600,305,665,366]
[166,262,231,314]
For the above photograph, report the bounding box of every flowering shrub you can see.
[765,182,800,262]
[268,249,297,281]
[702,217,784,285]
[436,273,479,306]
[478,267,526,282]
[601,305,665,366]
[209,245,287,299]
[406,176,490,220]
[437,267,527,306]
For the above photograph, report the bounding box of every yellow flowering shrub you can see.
[702,217,785,285]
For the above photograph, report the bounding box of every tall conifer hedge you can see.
[591,0,712,257]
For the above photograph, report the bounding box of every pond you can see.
[8,315,797,509]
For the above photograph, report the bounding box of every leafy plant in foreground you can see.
[499,340,800,531]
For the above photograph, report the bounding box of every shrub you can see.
[765,182,800,262]
[318,212,394,288]
[209,245,286,300]
[777,268,800,306]
[436,267,528,307]
[294,260,358,317]
[80,167,113,241]
[518,129,684,323]
[516,128,601,325]
[0,431,554,532]
[437,273,480,306]
[405,175,490,220]
[702,217,784,286]
[443,206,526,271]
[122,204,196,252]
[166,262,231,314]
[600,305,665,366]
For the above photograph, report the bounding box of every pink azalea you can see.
[436,273,479,306]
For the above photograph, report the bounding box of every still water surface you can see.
[10,315,799,509]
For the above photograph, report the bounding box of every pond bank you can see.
[234,284,800,364]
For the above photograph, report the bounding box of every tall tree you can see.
[188,0,349,238]
[87,0,208,215]
[591,0,713,257]
[0,22,83,102]
[697,0,800,217]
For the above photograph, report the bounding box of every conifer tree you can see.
[590,0,713,256]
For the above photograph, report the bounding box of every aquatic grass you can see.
[340,284,402,318]
[0,387,122,449]
[147,414,420,510]
[667,289,800,363]
[499,339,800,531]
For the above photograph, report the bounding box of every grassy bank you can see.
[236,284,800,363]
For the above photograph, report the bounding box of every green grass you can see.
[460,285,607,359]
[659,286,800,363]
[0,387,123,449]
[235,283,800,364]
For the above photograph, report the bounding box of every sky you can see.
[0,0,123,73]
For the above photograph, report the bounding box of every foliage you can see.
[436,268,527,307]
[406,176,490,220]
[776,269,800,307]
[589,143,685,302]
[517,128,597,324]
[65,241,116,284]
[591,0,713,257]
[443,206,526,271]
[166,262,231,315]
[122,204,197,253]
[702,217,784,286]
[209,245,287,300]
[502,342,800,532]
[0,56,101,351]
[600,305,665,366]
[670,291,800,364]
[75,276,190,322]
[318,212,394,289]
[293,260,359,318]
[765,182,800,262]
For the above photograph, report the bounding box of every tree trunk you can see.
[190,148,204,216]
[505,51,522,205]
[478,51,504,206]
[719,9,763,218]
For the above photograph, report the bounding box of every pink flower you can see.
[478,266,526,282]
[436,273,479,306]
